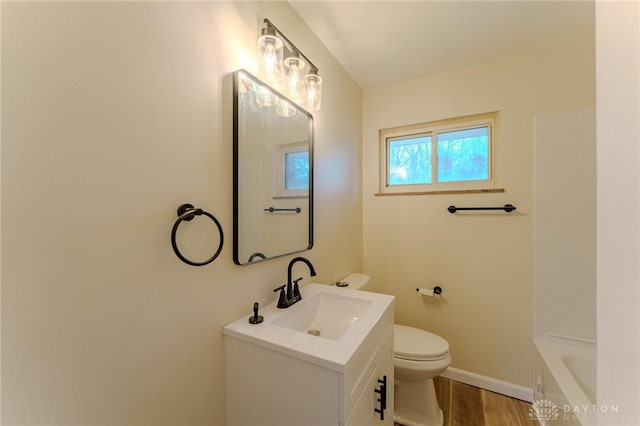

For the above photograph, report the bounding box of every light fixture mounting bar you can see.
[263,18,318,71]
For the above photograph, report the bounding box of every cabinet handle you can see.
[374,375,387,420]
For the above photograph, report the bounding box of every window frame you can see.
[379,112,499,194]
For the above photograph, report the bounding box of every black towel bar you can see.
[264,207,301,213]
[447,204,516,214]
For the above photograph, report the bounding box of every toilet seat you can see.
[394,324,449,361]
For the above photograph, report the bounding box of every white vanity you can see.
[223,283,394,426]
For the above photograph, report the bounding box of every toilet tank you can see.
[338,273,371,291]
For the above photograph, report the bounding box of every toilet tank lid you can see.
[394,324,449,360]
[339,273,370,290]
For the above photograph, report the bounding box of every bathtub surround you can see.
[362,40,595,393]
[534,108,596,343]
[1,2,362,424]
[532,108,597,422]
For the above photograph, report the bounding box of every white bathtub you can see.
[533,338,596,426]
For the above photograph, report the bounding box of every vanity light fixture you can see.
[257,18,323,112]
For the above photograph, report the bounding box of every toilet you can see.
[338,273,451,426]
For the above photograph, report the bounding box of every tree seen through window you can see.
[387,126,489,186]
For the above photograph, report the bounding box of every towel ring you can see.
[171,203,224,266]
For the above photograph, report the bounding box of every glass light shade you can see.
[283,51,306,104]
[304,70,322,111]
[276,99,297,117]
[255,85,278,107]
[257,28,283,89]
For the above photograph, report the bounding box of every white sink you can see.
[223,283,394,371]
[272,291,372,340]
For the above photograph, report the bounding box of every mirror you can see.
[233,70,314,265]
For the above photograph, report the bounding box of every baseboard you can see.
[440,367,533,403]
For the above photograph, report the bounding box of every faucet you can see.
[287,256,317,301]
[274,256,317,308]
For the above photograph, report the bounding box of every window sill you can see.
[375,188,505,196]
[273,195,309,200]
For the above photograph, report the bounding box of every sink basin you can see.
[223,283,394,371]
[272,292,372,340]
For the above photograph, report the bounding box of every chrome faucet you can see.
[274,256,317,308]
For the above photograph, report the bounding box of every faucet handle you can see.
[273,285,288,308]
[292,277,303,300]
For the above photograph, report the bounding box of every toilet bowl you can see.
[394,324,451,426]
[337,273,451,426]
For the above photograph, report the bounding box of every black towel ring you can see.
[171,203,224,266]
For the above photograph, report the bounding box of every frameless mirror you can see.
[233,70,313,265]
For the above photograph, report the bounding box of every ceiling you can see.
[289,1,595,89]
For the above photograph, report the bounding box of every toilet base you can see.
[394,409,443,426]
[394,377,444,426]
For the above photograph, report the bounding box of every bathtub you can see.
[533,338,597,426]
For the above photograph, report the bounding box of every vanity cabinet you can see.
[344,338,394,426]
[223,286,394,426]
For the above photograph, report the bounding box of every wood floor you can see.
[395,377,538,426]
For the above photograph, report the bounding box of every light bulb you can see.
[288,63,301,95]
[284,51,306,104]
[263,44,277,80]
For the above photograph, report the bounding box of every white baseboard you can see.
[440,367,533,403]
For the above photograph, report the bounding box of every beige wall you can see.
[1,2,362,424]
[596,1,640,422]
[362,41,594,388]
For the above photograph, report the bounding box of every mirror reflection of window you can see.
[276,141,309,198]
[285,150,309,191]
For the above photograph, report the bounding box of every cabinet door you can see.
[225,337,340,426]
[345,342,394,426]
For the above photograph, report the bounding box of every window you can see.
[379,112,499,194]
